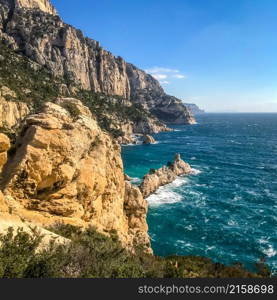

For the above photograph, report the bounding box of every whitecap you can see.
[146,177,188,206]
[190,157,197,160]
[227,220,237,226]
[232,195,242,201]
[258,238,268,244]
[262,245,277,258]
[247,190,259,196]
[191,168,202,175]
[185,225,193,231]
[170,177,189,187]
[147,188,182,206]
[205,246,215,252]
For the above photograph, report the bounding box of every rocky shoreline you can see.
[139,154,192,198]
[0,0,196,255]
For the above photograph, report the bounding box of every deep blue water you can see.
[122,113,277,273]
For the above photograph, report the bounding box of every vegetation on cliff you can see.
[0,224,271,278]
[0,44,162,138]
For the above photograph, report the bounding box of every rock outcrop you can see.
[15,0,57,15]
[0,93,30,130]
[0,98,151,252]
[0,0,195,126]
[142,134,156,144]
[127,64,196,125]
[140,154,192,198]
[185,103,205,115]
[0,133,10,172]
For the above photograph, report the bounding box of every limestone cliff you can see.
[15,0,57,15]
[0,0,195,126]
[0,91,30,129]
[0,98,151,252]
[185,103,205,115]
[140,154,192,198]
[0,133,10,172]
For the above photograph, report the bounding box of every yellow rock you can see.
[0,98,151,252]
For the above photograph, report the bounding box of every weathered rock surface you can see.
[124,181,150,251]
[0,98,150,252]
[15,0,57,15]
[0,133,10,172]
[127,64,196,125]
[185,103,205,115]
[142,134,156,144]
[0,94,30,129]
[140,154,192,198]
[0,0,195,126]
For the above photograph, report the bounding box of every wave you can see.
[191,168,202,175]
[258,238,276,258]
[262,245,276,258]
[147,189,182,206]
[146,177,188,206]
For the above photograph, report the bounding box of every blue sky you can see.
[52,0,277,112]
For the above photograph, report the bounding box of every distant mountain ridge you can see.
[184,103,205,114]
[0,0,196,126]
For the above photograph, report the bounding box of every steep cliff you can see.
[0,40,169,144]
[0,0,195,126]
[0,98,151,252]
[15,0,57,15]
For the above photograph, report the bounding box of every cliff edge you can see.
[0,98,151,252]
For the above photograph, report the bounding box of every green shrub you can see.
[0,224,272,278]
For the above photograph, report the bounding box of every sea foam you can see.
[191,168,202,175]
[146,177,188,206]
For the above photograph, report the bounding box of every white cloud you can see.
[145,66,187,84]
[173,74,187,79]
[145,67,180,74]
[152,74,168,80]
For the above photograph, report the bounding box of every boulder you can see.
[142,134,156,144]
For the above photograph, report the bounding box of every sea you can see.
[122,113,277,273]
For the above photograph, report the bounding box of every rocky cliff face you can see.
[185,103,205,115]
[15,0,57,15]
[127,64,195,124]
[0,91,30,130]
[0,98,151,252]
[0,0,195,125]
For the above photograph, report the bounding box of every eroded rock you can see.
[140,154,192,198]
[0,98,151,252]
[142,134,156,144]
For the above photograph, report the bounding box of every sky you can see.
[52,0,277,112]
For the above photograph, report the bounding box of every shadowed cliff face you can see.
[0,0,195,125]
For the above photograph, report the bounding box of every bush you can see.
[0,224,272,278]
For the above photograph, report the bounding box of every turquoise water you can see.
[122,113,277,273]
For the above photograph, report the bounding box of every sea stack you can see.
[139,154,192,198]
